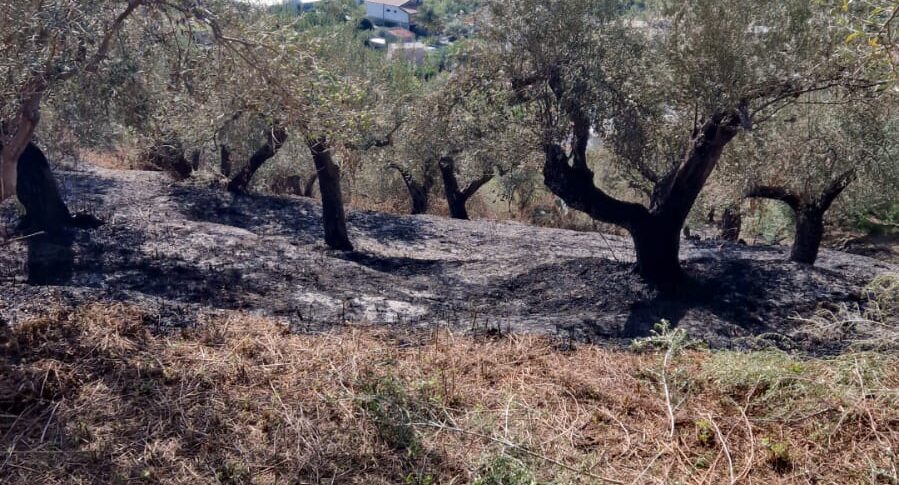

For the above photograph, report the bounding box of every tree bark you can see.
[541,107,740,288]
[630,216,684,289]
[719,204,742,242]
[220,144,232,177]
[308,137,353,251]
[438,156,493,220]
[227,124,288,193]
[16,142,73,234]
[790,208,825,264]
[388,163,433,215]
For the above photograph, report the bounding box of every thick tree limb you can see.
[745,185,802,211]
[227,124,288,193]
[651,111,741,223]
[346,122,403,151]
[462,172,494,200]
[819,169,856,209]
[542,142,648,229]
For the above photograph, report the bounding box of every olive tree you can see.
[485,0,860,287]
[0,0,154,230]
[391,66,535,219]
[0,0,258,231]
[725,91,899,264]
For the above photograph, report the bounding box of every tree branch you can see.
[542,142,648,229]
[57,0,145,82]
[652,111,741,223]
[745,185,802,211]
[819,169,856,210]
[462,171,494,200]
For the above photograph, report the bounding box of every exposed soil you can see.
[1,166,896,352]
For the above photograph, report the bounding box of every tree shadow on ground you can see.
[498,255,865,346]
[169,185,436,246]
[335,251,462,277]
[169,186,323,244]
[347,211,435,244]
[26,232,75,286]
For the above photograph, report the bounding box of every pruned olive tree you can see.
[0,0,154,231]
[484,0,861,287]
[210,16,400,250]
[722,91,899,264]
[392,66,535,220]
[0,0,256,232]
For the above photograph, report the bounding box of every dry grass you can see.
[1,304,898,484]
[80,148,151,171]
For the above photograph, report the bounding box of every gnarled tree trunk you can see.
[227,124,288,193]
[16,143,72,234]
[630,216,684,285]
[438,156,494,220]
[790,208,825,264]
[388,163,433,215]
[747,170,854,265]
[308,137,353,251]
[541,107,741,289]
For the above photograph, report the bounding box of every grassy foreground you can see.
[1,304,897,484]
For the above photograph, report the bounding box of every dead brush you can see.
[791,272,899,350]
[1,304,898,484]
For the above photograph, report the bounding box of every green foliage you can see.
[631,320,699,354]
[694,419,715,447]
[741,200,795,245]
[473,456,536,485]
[761,437,792,472]
[418,0,484,35]
[828,0,899,85]
[701,349,895,420]
[357,373,426,452]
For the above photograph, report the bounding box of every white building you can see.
[365,0,419,28]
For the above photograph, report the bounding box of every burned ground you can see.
[1,166,895,352]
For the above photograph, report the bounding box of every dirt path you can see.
[1,166,896,351]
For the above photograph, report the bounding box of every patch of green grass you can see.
[474,455,537,485]
[761,437,792,473]
[357,373,424,452]
[701,349,896,420]
[694,418,715,447]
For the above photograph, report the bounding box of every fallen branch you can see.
[0,231,45,247]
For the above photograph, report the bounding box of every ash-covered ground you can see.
[1,166,896,352]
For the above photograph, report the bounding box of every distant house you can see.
[365,0,420,28]
[384,27,415,43]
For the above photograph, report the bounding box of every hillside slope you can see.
[1,166,895,351]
